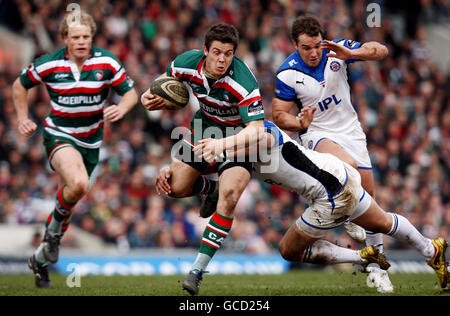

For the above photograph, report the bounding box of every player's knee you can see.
[279,242,302,262]
[369,212,393,234]
[218,187,241,210]
[70,177,89,198]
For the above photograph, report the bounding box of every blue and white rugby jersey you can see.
[254,121,349,204]
[275,39,363,135]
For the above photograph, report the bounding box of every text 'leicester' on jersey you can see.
[20,46,135,149]
[167,49,264,129]
[275,39,362,135]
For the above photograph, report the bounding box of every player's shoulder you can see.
[87,46,124,71]
[276,50,306,75]
[33,47,66,66]
[173,49,204,68]
[228,55,258,87]
[90,46,121,62]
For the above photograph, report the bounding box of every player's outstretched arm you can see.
[321,40,388,61]
[12,78,37,137]
[193,120,272,162]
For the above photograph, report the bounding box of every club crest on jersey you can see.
[95,71,104,80]
[308,140,314,149]
[330,61,341,72]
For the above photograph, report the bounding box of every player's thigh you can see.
[352,198,393,234]
[217,166,251,217]
[51,146,89,186]
[357,167,375,197]
[314,138,357,169]
[169,158,202,197]
[279,224,318,261]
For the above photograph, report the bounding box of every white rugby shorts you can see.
[296,163,372,238]
[298,129,372,169]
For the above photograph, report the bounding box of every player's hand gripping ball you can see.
[149,76,189,110]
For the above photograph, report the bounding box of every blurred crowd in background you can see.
[0,0,448,253]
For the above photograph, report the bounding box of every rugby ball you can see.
[149,75,189,110]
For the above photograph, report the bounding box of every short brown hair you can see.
[204,23,239,52]
[59,10,97,38]
[291,15,324,43]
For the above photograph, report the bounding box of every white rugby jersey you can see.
[275,39,363,135]
[253,121,349,209]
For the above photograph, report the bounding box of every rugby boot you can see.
[182,269,204,295]
[366,265,394,293]
[28,255,51,288]
[359,245,391,270]
[43,231,62,264]
[426,237,448,288]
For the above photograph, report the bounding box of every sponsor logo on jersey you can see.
[330,61,341,72]
[55,73,70,80]
[200,102,239,117]
[248,100,264,117]
[58,95,102,105]
[347,40,356,47]
[289,59,298,67]
[317,94,342,111]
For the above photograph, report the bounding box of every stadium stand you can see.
[0,0,448,256]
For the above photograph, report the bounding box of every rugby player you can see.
[12,10,138,288]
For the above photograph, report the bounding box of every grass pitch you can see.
[1,270,448,296]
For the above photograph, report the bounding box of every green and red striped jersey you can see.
[167,50,264,129]
[20,46,134,149]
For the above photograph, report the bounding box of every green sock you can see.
[194,211,233,271]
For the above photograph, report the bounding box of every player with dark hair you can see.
[272,15,389,281]
[12,10,138,288]
[141,23,265,295]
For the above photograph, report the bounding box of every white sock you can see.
[303,240,365,265]
[366,231,384,253]
[47,215,63,235]
[388,213,435,260]
[34,244,48,267]
[191,253,212,271]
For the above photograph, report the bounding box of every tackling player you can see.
[157,118,448,294]
[272,15,388,280]
[12,10,138,288]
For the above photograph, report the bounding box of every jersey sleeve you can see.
[110,65,135,96]
[333,38,362,64]
[19,63,42,89]
[237,88,265,123]
[275,73,296,101]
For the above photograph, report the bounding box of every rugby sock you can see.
[46,185,76,235]
[387,213,435,259]
[366,231,384,253]
[34,244,48,267]
[186,177,218,197]
[192,211,233,271]
[303,240,364,265]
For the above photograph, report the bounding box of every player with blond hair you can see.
[13,9,138,288]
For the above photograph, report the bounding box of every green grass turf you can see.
[0,270,448,296]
